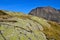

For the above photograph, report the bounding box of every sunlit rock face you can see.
[29,6,60,23]
[0,10,60,40]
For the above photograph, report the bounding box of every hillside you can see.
[0,10,60,40]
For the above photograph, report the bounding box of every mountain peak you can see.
[29,6,60,23]
[45,6,52,8]
[36,6,53,9]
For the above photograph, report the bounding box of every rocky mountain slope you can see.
[29,6,60,23]
[0,10,60,40]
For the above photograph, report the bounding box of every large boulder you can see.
[0,10,60,40]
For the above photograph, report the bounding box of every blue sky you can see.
[0,0,60,14]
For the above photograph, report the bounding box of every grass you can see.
[0,10,60,40]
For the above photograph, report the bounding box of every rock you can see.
[0,10,60,40]
[29,6,60,23]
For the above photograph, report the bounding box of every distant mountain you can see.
[29,6,60,23]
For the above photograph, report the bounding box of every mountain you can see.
[0,10,60,40]
[29,6,60,23]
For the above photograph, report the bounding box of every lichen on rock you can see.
[0,10,60,40]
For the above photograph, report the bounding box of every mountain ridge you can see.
[29,6,60,23]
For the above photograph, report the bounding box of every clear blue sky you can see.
[0,0,60,14]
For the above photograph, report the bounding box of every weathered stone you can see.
[0,10,60,40]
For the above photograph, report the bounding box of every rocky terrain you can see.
[29,6,60,23]
[0,10,60,40]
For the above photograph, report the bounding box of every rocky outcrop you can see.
[29,6,60,23]
[0,10,60,40]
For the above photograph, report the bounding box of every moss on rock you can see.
[0,10,60,40]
